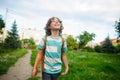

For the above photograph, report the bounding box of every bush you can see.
[83,46,95,52]
[115,44,120,53]
[67,35,78,50]
[0,43,4,49]
[29,45,37,49]
[94,45,102,53]
[0,43,6,53]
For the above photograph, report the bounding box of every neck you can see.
[51,30,59,38]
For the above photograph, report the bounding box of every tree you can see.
[78,31,95,48]
[0,15,5,34]
[22,38,35,49]
[4,20,21,49]
[102,35,115,53]
[115,18,120,38]
[22,38,35,45]
[67,35,78,50]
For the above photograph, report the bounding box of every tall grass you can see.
[0,48,27,75]
[59,51,120,80]
[30,50,120,80]
[31,49,39,67]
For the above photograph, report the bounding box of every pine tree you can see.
[4,20,21,49]
[102,36,115,53]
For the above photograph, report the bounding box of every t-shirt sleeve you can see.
[38,37,45,50]
[63,39,68,52]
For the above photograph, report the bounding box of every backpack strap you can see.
[42,35,47,72]
[43,35,47,51]
[61,37,64,53]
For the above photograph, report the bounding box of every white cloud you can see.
[0,0,119,43]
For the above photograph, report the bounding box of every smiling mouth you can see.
[49,27,60,30]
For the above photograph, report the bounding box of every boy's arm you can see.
[32,50,44,76]
[61,52,69,75]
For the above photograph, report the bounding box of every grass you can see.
[0,48,27,75]
[28,49,41,80]
[30,50,120,80]
[27,76,41,80]
[30,49,39,67]
[59,51,120,80]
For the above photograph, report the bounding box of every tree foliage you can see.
[0,15,5,34]
[78,31,95,48]
[102,36,115,53]
[22,38,35,45]
[66,35,78,50]
[115,18,120,38]
[21,38,36,49]
[94,45,102,53]
[4,21,21,49]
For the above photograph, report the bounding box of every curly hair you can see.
[44,17,64,36]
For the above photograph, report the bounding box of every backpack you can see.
[41,35,64,72]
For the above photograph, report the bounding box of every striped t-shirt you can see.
[38,35,68,74]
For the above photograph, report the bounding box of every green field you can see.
[31,50,120,80]
[59,51,120,80]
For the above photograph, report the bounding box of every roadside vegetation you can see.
[0,48,27,75]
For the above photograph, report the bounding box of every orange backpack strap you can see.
[42,35,47,72]
[61,37,64,53]
[61,37,64,62]
[44,35,47,51]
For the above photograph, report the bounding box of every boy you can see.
[32,17,69,80]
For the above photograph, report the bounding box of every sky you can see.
[0,0,120,43]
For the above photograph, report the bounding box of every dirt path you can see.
[0,49,33,80]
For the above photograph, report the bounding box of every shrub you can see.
[0,43,4,50]
[29,45,37,49]
[94,45,102,53]
[83,46,95,52]
[115,44,120,53]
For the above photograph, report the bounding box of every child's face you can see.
[50,18,61,30]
